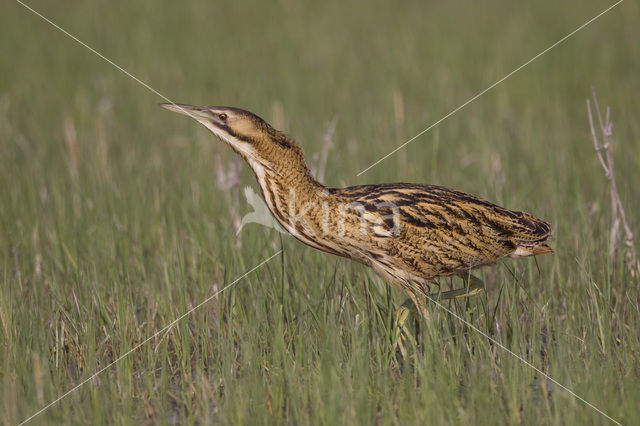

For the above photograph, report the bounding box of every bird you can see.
[160,103,552,315]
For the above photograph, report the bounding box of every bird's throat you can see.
[246,155,334,245]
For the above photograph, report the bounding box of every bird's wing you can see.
[338,183,552,278]
[345,183,551,244]
[419,184,552,244]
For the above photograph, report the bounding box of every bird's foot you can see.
[393,298,421,358]
[427,275,484,301]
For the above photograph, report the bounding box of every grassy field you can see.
[1,0,639,424]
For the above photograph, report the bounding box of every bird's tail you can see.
[510,242,553,258]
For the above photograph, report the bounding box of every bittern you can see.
[160,103,552,315]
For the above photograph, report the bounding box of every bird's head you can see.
[160,103,309,179]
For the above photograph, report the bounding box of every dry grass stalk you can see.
[393,91,408,173]
[95,98,112,179]
[310,117,337,183]
[270,100,285,131]
[586,88,639,277]
[214,154,242,244]
[63,115,79,180]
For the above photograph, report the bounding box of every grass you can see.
[1,0,639,424]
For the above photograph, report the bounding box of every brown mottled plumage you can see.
[161,103,552,311]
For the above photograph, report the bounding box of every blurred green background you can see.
[1,0,638,424]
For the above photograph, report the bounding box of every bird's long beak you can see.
[159,103,213,121]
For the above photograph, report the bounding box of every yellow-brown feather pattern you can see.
[332,183,552,278]
[258,176,552,297]
[162,104,553,302]
[233,111,552,296]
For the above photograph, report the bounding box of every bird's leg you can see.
[395,292,423,327]
[393,284,430,357]
[427,274,484,300]
[393,294,420,358]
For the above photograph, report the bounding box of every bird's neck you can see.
[249,154,325,206]
[245,149,335,238]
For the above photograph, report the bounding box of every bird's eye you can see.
[218,113,228,121]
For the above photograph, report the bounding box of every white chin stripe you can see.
[198,120,255,158]
[198,119,275,180]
